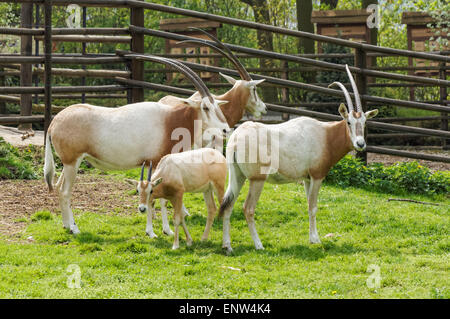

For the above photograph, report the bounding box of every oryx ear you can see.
[125,178,138,187]
[215,99,229,106]
[246,79,265,87]
[219,72,237,85]
[180,97,201,108]
[151,177,163,188]
[365,109,379,119]
[338,103,349,119]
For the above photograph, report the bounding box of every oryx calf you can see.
[134,148,226,249]
[219,65,379,253]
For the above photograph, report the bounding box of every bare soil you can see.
[0,174,139,238]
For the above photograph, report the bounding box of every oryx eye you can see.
[203,107,210,111]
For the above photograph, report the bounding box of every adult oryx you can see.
[44,56,230,235]
[147,29,267,237]
[219,65,379,253]
[160,28,267,127]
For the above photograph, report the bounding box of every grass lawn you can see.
[0,170,448,299]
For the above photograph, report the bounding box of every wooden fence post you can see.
[281,60,289,121]
[354,48,368,164]
[19,2,33,130]
[43,0,52,137]
[440,62,449,150]
[0,67,5,114]
[34,3,40,105]
[81,6,87,104]
[130,0,145,103]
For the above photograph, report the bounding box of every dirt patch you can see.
[0,174,140,238]
[368,150,450,171]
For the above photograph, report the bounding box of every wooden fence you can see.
[0,0,448,164]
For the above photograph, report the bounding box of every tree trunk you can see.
[297,0,314,54]
[362,0,378,70]
[240,0,277,103]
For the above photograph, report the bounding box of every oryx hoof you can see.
[146,231,158,239]
[255,244,265,250]
[163,229,174,236]
[172,244,179,250]
[186,239,193,247]
[222,246,233,255]
[309,237,321,244]
[69,224,80,235]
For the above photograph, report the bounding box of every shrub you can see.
[0,137,38,180]
[326,155,450,196]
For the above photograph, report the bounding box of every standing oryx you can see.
[160,28,267,127]
[146,29,267,237]
[44,56,230,235]
[219,65,378,253]
[132,148,227,249]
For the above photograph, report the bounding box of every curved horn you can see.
[186,27,252,81]
[177,39,251,81]
[140,162,145,181]
[164,57,214,103]
[328,81,354,113]
[345,64,362,112]
[132,54,213,103]
[147,161,152,182]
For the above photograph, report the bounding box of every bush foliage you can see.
[326,155,450,196]
[0,137,38,180]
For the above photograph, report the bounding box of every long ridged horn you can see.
[181,27,252,81]
[131,54,213,103]
[328,81,354,113]
[147,161,152,182]
[345,64,362,112]
[140,162,145,181]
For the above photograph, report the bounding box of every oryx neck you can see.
[216,84,249,127]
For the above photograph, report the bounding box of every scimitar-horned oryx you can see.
[130,148,226,249]
[160,28,267,126]
[218,64,378,253]
[44,56,230,235]
[151,28,266,237]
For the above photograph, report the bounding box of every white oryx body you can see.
[44,57,230,235]
[134,148,227,249]
[147,28,266,238]
[219,65,379,253]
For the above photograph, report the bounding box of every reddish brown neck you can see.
[216,84,249,127]
[327,120,354,167]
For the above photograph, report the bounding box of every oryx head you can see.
[136,55,230,146]
[136,162,162,214]
[178,28,267,119]
[329,64,378,151]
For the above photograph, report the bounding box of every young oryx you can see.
[44,56,230,235]
[134,148,227,249]
[219,65,379,253]
[149,29,266,237]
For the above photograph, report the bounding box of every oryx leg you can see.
[171,194,192,249]
[145,201,157,239]
[306,177,323,244]
[243,179,265,250]
[158,198,174,236]
[201,188,216,241]
[221,163,246,253]
[59,159,82,234]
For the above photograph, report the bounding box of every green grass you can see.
[0,176,448,299]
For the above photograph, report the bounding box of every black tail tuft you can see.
[219,192,234,218]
